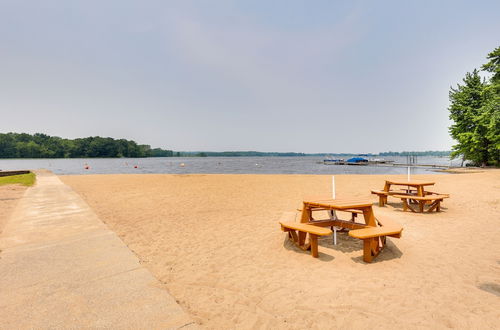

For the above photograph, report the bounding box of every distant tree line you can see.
[179,151,451,157]
[0,133,173,158]
[0,132,455,159]
[448,46,500,167]
[178,151,307,157]
[379,151,450,157]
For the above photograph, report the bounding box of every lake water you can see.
[0,156,459,175]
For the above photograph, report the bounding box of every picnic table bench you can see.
[392,194,450,213]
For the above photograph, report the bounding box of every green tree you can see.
[0,133,17,157]
[482,46,500,93]
[0,132,173,159]
[448,70,493,166]
[481,46,500,164]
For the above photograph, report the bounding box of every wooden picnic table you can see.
[290,197,402,262]
[383,180,435,197]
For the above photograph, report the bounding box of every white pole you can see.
[331,175,338,245]
[407,166,410,182]
[332,176,336,199]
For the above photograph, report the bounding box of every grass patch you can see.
[0,172,36,186]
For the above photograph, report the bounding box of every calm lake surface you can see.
[0,156,459,175]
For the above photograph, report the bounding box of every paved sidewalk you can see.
[0,170,197,329]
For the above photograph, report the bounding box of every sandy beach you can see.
[59,171,500,329]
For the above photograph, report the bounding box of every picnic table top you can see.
[385,179,435,186]
[302,197,373,209]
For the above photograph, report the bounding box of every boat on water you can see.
[323,156,369,165]
[346,157,369,165]
[323,156,393,166]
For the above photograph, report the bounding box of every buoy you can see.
[180,163,185,167]
[134,165,138,169]
[84,165,90,170]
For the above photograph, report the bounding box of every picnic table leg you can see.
[402,198,418,212]
[350,212,357,222]
[363,239,373,262]
[299,205,311,245]
[418,201,425,212]
[298,232,306,246]
[427,199,441,212]
[363,237,387,263]
[362,207,377,227]
[300,205,311,223]
[310,234,319,257]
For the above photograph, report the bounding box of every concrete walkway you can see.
[0,170,197,329]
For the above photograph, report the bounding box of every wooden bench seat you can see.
[371,189,418,206]
[280,220,332,257]
[349,226,402,239]
[392,194,449,213]
[371,190,389,206]
[280,222,333,236]
[348,216,403,262]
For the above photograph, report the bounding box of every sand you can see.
[0,185,27,236]
[60,171,500,329]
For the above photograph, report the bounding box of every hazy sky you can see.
[1,1,499,153]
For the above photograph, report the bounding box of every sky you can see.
[0,0,499,153]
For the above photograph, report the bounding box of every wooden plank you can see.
[392,194,449,201]
[385,180,435,186]
[0,170,31,177]
[349,226,403,239]
[280,222,332,236]
[305,201,373,209]
[371,190,389,195]
[303,198,372,206]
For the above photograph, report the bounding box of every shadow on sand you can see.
[282,237,334,262]
[478,282,500,297]
[382,201,448,213]
[282,231,403,264]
